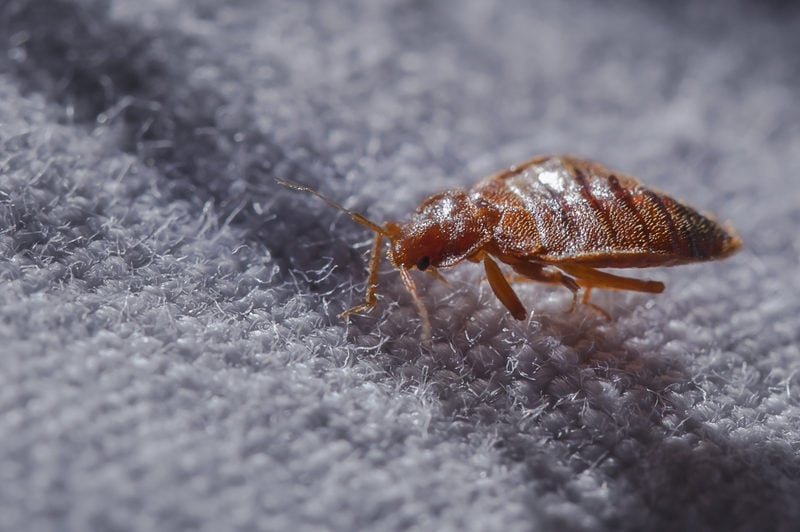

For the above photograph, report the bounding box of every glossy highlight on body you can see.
[278,155,742,340]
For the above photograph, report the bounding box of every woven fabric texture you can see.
[1,1,799,531]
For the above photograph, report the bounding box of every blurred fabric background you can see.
[1,1,799,530]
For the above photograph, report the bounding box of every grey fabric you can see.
[1,1,799,531]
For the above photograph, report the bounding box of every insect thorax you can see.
[390,190,495,270]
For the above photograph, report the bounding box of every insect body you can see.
[279,155,741,339]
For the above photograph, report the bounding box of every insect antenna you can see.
[275,178,388,237]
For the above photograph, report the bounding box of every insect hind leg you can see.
[557,264,665,294]
[557,264,664,316]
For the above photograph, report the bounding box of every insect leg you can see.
[340,232,384,319]
[509,262,580,291]
[557,264,665,301]
[508,261,581,311]
[483,255,527,320]
[398,267,432,342]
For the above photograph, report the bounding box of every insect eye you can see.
[416,256,431,271]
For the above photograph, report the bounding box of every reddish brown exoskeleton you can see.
[279,155,741,339]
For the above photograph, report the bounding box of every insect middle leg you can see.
[508,260,581,311]
[483,254,527,320]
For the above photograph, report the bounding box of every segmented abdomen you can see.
[472,155,741,267]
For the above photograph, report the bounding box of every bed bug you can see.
[278,154,742,340]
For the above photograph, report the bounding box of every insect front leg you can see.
[397,267,432,342]
[339,232,384,319]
